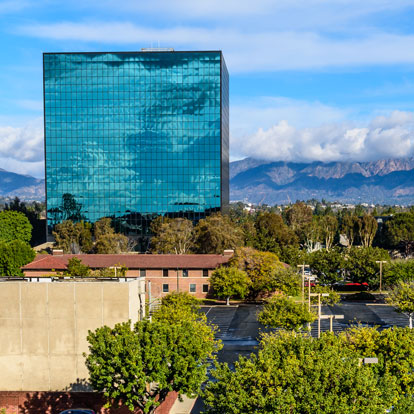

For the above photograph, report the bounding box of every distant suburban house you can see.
[22,251,234,299]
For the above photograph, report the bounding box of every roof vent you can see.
[52,249,64,256]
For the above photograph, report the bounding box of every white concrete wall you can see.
[0,279,145,391]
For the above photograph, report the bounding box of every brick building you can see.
[22,252,233,299]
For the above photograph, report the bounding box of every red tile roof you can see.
[22,254,233,271]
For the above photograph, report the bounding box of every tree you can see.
[159,291,200,312]
[383,259,414,287]
[150,218,194,254]
[0,210,32,244]
[0,240,35,276]
[318,214,338,250]
[284,202,313,246]
[258,295,316,331]
[254,211,298,253]
[230,247,285,298]
[93,217,114,239]
[387,282,414,329]
[268,266,301,296]
[194,213,244,254]
[203,330,393,413]
[341,213,359,247]
[278,245,308,267]
[384,212,414,255]
[357,213,378,247]
[53,220,93,253]
[340,326,414,398]
[64,257,91,277]
[344,246,390,286]
[308,247,344,285]
[94,233,129,254]
[210,266,250,305]
[85,317,221,413]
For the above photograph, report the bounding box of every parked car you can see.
[59,410,95,414]
[333,281,369,291]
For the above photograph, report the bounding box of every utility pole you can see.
[176,268,180,292]
[297,264,310,305]
[375,261,387,294]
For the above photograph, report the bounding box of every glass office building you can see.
[44,50,229,247]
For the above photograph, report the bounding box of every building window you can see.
[140,269,146,277]
[163,269,168,277]
[183,269,188,278]
[202,284,209,293]
[189,284,196,293]
[202,269,209,277]
[162,284,169,293]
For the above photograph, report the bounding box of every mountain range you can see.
[0,169,45,200]
[230,158,414,205]
[2,157,414,204]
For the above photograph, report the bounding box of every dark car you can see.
[58,410,95,414]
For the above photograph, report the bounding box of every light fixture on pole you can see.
[297,264,310,305]
[375,261,387,294]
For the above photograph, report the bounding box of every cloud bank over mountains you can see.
[0,118,44,177]
[232,111,414,163]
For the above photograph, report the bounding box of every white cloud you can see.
[17,22,414,73]
[233,111,414,162]
[231,97,347,136]
[0,118,44,163]
[80,0,413,30]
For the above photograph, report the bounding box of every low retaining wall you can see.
[0,391,177,414]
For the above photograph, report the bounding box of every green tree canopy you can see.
[160,290,199,309]
[317,214,338,250]
[254,211,298,253]
[308,247,344,285]
[204,330,393,413]
[341,213,359,247]
[230,247,285,298]
[383,259,414,287]
[387,281,414,329]
[384,212,414,255]
[53,220,93,253]
[64,257,91,277]
[344,246,390,286]
[210,266,251,305]
[0,240,35,276]
[94,233,129,254]
[150,218,194,254]
[0,210,32,244]
[194,213,244,254]
[357,213,378,247]
[284,202,314,246]
[85,317,221,413]
[93,217,114,239]
[340,326,414,397]
[258,294,316,331]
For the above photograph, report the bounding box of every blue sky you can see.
[2,0,414,178]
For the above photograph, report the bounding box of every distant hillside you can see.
[0,169,45,200]
[230,158,414,205]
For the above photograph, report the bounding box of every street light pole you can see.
[297,264,309,305]
[375,260,387,294]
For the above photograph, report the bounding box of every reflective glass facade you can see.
[44,51,229,246]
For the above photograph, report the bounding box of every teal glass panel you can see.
[44,51,229,247]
